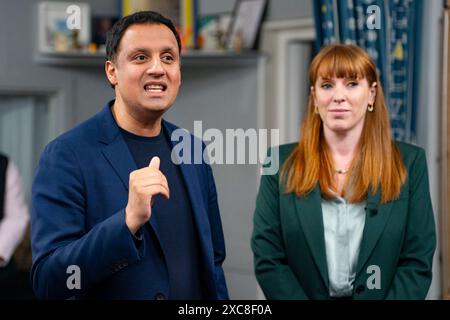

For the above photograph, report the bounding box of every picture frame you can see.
[226,0,267,51]
[38,1,91,53]
[197,13,232,52]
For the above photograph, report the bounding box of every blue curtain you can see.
[313,0,422,142]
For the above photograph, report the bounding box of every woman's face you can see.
[312,76,376,136]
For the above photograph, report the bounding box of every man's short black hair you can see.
[106,11,182,62]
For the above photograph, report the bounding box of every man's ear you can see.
[105,60,118,87]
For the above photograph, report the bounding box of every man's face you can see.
[106,23,181,116]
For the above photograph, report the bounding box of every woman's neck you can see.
[323,127,362,170]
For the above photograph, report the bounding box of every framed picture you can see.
[226,0,267,51]
[38,1,91,53]
[197,13,232,51]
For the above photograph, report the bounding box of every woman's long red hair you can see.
[281,44,406,203]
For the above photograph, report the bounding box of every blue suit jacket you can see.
[31,103,229,300]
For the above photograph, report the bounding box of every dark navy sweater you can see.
[121,127,204,299]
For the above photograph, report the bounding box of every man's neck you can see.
[111,99,162,137]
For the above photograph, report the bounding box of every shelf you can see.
[181,51,263,67]
[34,51,106,67]
[34,50,263,67]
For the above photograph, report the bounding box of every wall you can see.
[0,0,312,128]
[0,0,115,130]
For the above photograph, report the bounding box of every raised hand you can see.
[125,156,170,234]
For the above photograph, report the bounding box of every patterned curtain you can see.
[313,0,422,142]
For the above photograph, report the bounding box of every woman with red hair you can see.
[252,44,436,300]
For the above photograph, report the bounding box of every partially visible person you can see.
[251,44,436,300]
[0,153,30,298]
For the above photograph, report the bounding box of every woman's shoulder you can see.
[394,140,427,169]
[264,143,297,167]
[394,140,424,154]
[280,142,297,154]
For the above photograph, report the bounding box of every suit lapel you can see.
[163,121,215,269]
[293,185,329,287]
[355,189,394,275]
[102,136,136,191]
[177,160,214,265]
[97,103,162,241]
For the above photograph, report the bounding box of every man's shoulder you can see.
[44,107,107,155]
[163,119,194,136]
[162,119,205,147]
[161,119,180,132]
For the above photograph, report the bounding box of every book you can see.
[120,0,180,27]
[120,0,197,51]
[180,0,198,50]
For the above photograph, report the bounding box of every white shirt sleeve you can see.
[0,160,30,266]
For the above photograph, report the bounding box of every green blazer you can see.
[251,142,436,300]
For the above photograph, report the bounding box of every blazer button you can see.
[355,285,365,294]
[155,293,166,300]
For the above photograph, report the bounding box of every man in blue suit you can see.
[31,11,229,300]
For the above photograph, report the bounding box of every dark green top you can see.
[251,141,436,300]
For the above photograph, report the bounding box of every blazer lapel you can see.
[355,189,394,275]
[177,161,214,264]
[293,185,329,287]
[97,103,162,241]
[102,137,136,191]
[96,103,136,191]
[163,121,215,269]
[292,178,395,286]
